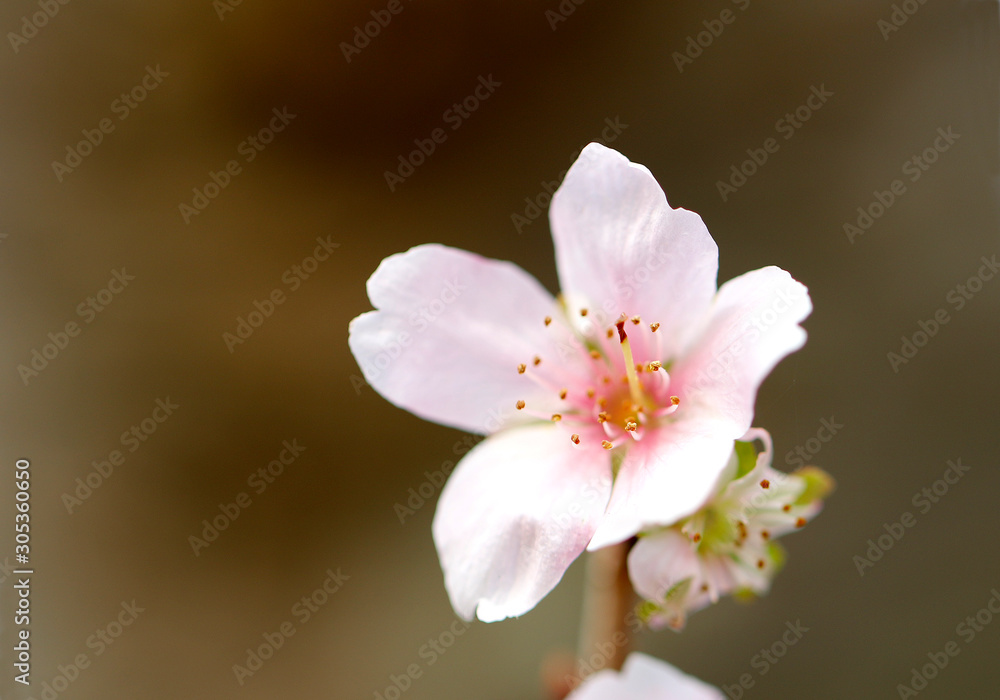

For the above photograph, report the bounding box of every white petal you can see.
[627,529,700,604]
[671,267,811,434]
[348,244,588,435]
[432,425,612,622]
[588,419,735,550]
[568,652,725,700]
[549,143,719,358]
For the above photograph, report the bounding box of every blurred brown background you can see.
[1,1,998,698]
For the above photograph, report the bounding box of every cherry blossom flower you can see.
[348,143,811,621]
[566,652,724,700]
[628,429,834,630]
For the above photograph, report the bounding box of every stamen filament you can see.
[616,318,643,407]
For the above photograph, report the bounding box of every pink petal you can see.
[671,266,811,434]
[549,143,719,359]
[588,419,734,550]
[431,424,612,621]
[349,244,588,435]
[626,529,700,604]
[568,652,725,700]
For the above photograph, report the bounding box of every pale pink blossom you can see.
[628,429,833,630]
[349,144,811,621]
[566,653,724,700]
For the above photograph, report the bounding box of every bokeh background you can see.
[1,1,998,698]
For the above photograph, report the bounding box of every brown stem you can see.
[576,540,634,677]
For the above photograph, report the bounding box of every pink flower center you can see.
[516,309,680,449]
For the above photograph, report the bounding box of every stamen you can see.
[516,400,525,410]
[559,389,568,400]
[648,361,662,371]
[533,356,542,366]
[544,316,552,326]
[589,349,602,360]
[760,479,770,489]
[625,421,637,432]
[601,440,613,450]
[551,414,562,422]
[586,388,595,399]
[517,364,526,374]
[597,412,610,423]
[692,533,702,543]
[580,308,589,317]
[796,517,807,528]
[606,328,614,339]
[761,530,770,540]
[757,559,766,569]
[630,315,641,325]
[571,434,580,444]
[650,322,660,332]
[783,505,792,512]
[616,318,643,407]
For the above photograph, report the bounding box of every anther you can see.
[757,559,766,569]
[590,349,601,360]
[648,361,662,371]
[796,517,807,528]
[760,479,770,489]
[625,421,637,432]
[761,530,770,540]
[597,412,610,423]
[692,533,702,543]
[650,322,660,332]
[544,316,552,326]
[586,388,595,399]
[559,389,568,400]
[783,504,792,512]
[516,400,525,410]
[606,328,614,339]
[571,434,580,444]
[631,315,641,325]
[601,440,613,450]
[580,308,589,317]
[551,414,562,422]
[517,364,526,374]
[533,356,542,366]
[670,396,680,405]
